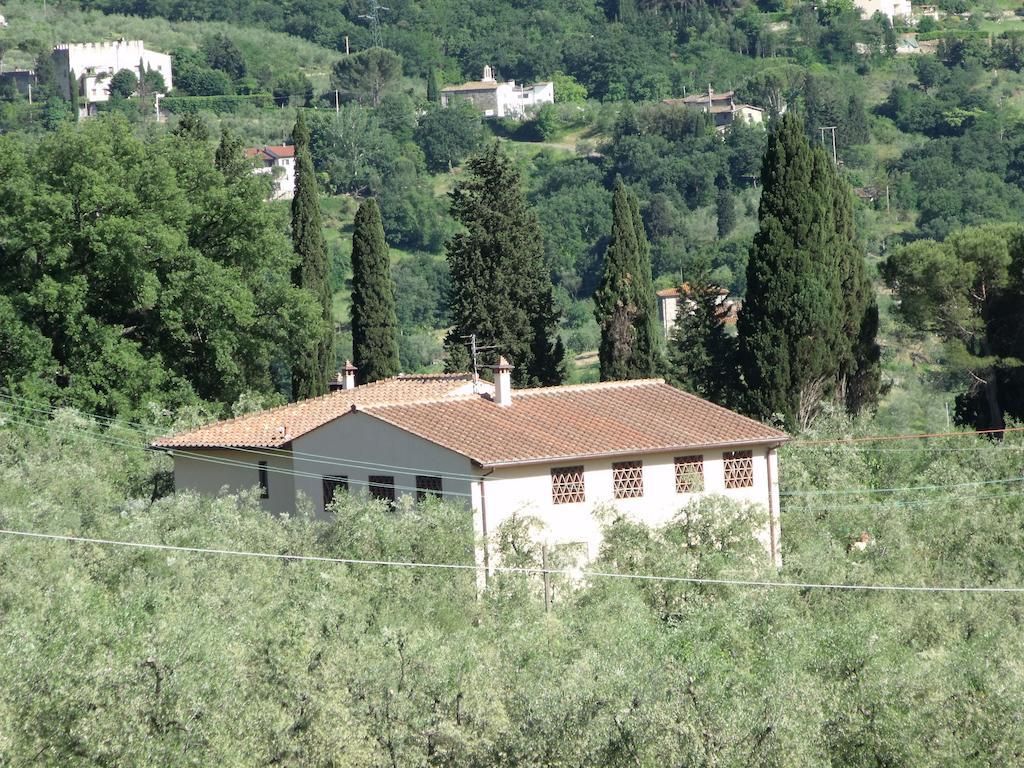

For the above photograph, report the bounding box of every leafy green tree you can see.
[108,68,138,99]
[350,199,400,383]
[737,113,846,428]
[594,178,657,381]
[551,72,587,103]
[202,33,248,80]
[331,46,402,107]
[883,224,1024,430]
[0,114,317,417]
[290,111,333,400]
[444,142,564,386]
[415,101,484,172]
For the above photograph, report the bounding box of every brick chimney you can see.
[329,361,358,391]
[492,356,514,406]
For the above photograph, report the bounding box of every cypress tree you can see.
[716,186,736,238]
[594,178,657,380]
[737,112,844,428]
[290,110,333,400]
[628,189,659,374]
[443,141,564,386]
[426,68,440,103]
[669,281,736,405]
[350,198,400,384]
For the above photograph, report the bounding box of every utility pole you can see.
[819,125,838,165]
[334,89,339,113]
[358,0,390,49]
[344,36,350,55]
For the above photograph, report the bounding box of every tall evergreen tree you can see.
[594,178,658,380]
[290,110,333,400]
[350,198,400,383]
[737,113,845,428]
[443,142,564,386]
[716,186,736,238]
[669,281,736,405]
[426,68,440,103]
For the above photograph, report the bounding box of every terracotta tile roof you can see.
[360,379,787,467]
[152,374,491,449]
[442,81,500,92]
[264,145,295,159]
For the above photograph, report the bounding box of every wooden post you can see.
[542,545,551,613]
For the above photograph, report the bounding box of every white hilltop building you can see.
[52,40,172,118]
[441,65,554,119]
[854,0,912,22]
[153,360,788,573]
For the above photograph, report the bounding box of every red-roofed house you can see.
[245,145,296,200]
[153,361,787,568]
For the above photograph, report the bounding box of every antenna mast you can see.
[461,333,496,393]
[359,0,390,48]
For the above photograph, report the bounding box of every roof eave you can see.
[475,436,790,469]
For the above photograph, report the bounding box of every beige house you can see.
[244,145,296,200]
[664,88,765,130]
[657,285,738,336]
[153,361,788,569]
[441,65,554,119]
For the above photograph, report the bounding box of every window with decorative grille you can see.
[612,460,644,499]
[723,450,754,488]
[674,455,704,493]
[551,466,585,504]
[415,475,443,502]
[323,475,348,507]
[369,475,396,503]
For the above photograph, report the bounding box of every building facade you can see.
[657,285,738,336]
[154,364,788,571]
[52,40,172,118]
[664,89,765,130]
[854,0,912,21]
[245,145,296,200]
[441,65,554,119]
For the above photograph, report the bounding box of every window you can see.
[369,475,396,503]
[674,455,704,493]
[551,466,585,504]
[612,461,644,499]
[322,475,348,507]
[258,461,269,499]
[415,475,443,502]
[723,450,754,489]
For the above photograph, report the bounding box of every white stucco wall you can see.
[481,445,781,565]
[854,0,912,21]
[171,448,295,516]
[291,411,477,518]
[53,40,172,109]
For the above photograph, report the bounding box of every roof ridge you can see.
[513,378,666,397]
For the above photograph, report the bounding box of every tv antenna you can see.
[359,0,390,48]
[461,333,497,393]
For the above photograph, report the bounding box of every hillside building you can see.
[153,361,788,572]
[854,0,912,22]
[244,145,296,200]
[657,285,738,336]
[52,39,172,118]
[441,65,554,119]
[663,88,765,130]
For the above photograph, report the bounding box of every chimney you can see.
[492,356,514,407]
[482,64,494,82]
[329,361,358,391]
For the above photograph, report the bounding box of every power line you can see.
[7,408,1024,513]
[781,476,1024,497]
[793,425,1024,447]
[0,413,479,499]
[3,528,1024,593]
[0,395,488,485]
